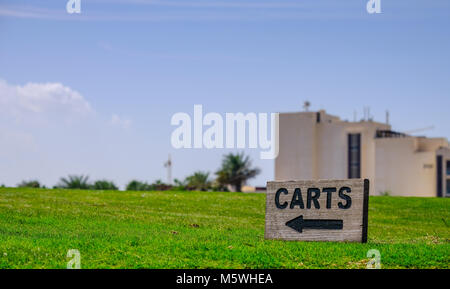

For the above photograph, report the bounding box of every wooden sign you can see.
[265,179,369,243]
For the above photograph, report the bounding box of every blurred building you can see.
[241,185,267,193]
[275,110,450,197]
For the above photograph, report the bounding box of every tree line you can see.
[8,152,260,193]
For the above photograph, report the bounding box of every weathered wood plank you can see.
[265,179,369,242]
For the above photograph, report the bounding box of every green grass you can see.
[0,187,448,269]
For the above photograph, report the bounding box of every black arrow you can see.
[285,215,343,233]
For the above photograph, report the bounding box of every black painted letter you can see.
[338,187,352,209]
[290,188,304,209]
[275,188,288,209]
[323,187,337,209]
[307,188,321,209]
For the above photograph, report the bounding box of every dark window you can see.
[316,112,321,123]
[447,179,450,195]
[348,134,361,179]
[437,156,443,197]
[447,161,450,176]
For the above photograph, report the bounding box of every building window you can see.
[437,156,443,197]
[447,179,450,195]
[447,161,450,176]
[348,133,361,179]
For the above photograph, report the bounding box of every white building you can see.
[275,110,450,197]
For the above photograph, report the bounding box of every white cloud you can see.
[111,114,132,129]
[0,77,139,187]
[0,79,92,123]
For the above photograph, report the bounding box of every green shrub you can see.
[126,180,152,191]
[126,180,172,191]
[149,180,172,191]
[17,180,41,188]
[93,180,118,191]
[171,178,187,191]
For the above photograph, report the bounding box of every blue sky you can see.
[0,0,449,188]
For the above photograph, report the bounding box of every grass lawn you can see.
[0,187,448,269]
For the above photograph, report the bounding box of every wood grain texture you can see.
[265,179,369,242]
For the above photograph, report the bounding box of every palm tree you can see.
[215,152,260,192]
[56,175,91,189]
[185,171,211,191]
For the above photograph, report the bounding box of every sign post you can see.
[265,179,369,242]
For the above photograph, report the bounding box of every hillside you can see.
[0,188,448,268]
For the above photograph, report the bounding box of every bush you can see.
[150,180,172,191]
[93,180,118,191]
[210,181,229,192]
[171,178,187,191]
[126,180,152,191]
[126,180,172,191]
[17,180,41,188]
[55,175,120,191]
